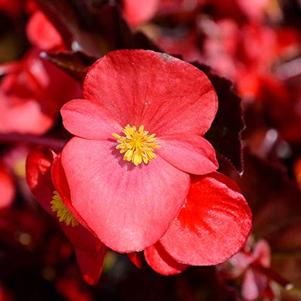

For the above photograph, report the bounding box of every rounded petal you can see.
[61,99,121,140]
[242,270,262,301]
[61,137,190,253]
[0,94,53,134]
[63,225,106,285]
[122,0,159,26]
[160,172,252,265]
[128,252,143,269]
[144,242,187,275]
[83,50,217,136]
[157,134,218,175]
[26,11,63,50]
[75,247,106,285]
[26,147,55,214]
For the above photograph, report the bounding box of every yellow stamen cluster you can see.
[51,191,78,227]
[112,124,159,166]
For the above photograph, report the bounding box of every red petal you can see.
[63,225,106,285]
[51,155,71,200]
[26,147,55,214]
[26,11,63,50]
[83,50,217,137]
[0,91,53,134]
[122,0,159,26]
[160,172,252,265]
[61,99,121,140]
[51,155,91,230]
[26,147,106,284]
[61,137,190,253]
[144,242,187,275]
[75,247,106,285]
[128,252,143,269]
[158,134,218,175]
[0,165,15,209]
[52,157,106,284]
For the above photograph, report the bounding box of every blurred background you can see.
[0,0,301,300]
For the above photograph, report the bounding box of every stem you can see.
[0,133,66,150]
[251,263,293,290]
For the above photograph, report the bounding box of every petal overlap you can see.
[145,242,187,275]
[160,172,252,265]
[157,134,218,175]
[61,99,121,140]
[83,50,217,136]
[62,137,190,253]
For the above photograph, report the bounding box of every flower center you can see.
[51,191,78,227]
[112,124,159,166]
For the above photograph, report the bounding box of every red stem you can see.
[251,262,293,289]
[0,133,66,151]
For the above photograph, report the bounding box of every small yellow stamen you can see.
[51,191,78,227]
[113,124,159,166]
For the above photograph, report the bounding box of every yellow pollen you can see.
[112,124,159,166]
[51,191,78,227]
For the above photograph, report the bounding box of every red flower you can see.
[26,11,64,51]
[145,173,251,274]
[26,147,106,285]
[59,49,251,260]
[0,49,80,134]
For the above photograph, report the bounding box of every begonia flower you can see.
[0,49,81,134]
[60,49,249,255]
[145,173,251,275]
[26,147,106,285]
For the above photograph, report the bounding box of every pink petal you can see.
[144,242,187,275]
[84,50,217,136]
[252,240,271,267]
[26,11,63,50]
[61,137,190,253]
[157,134,218,175]
[0,94,53,134]
[242,270,261,301]
[122,0,159,26]
[160,172,252,265]
[61,99,121,140]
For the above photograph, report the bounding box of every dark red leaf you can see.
[200,65,244,172]
[36,0,159,58]
[40,51,95,81]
